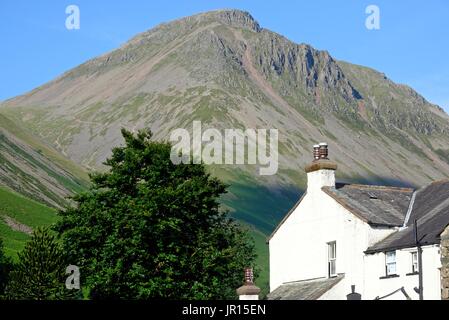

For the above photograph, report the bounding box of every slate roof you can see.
[267,275,344,300]
[322,183,414,227]
[366,180,449,253]
[268,183,414,241]
[269,177,449,254]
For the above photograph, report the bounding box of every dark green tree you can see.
[0,238,13,298]
[5,228,79,300]
[56,129,256,299]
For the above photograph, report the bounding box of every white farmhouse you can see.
[268,143,449,300]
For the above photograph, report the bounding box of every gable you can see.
[267,192,306,242]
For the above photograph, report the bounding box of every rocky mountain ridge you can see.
[2,9,449,232]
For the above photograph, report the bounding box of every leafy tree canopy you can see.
[56,129,256,299]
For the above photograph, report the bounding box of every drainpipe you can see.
[414,219,424,300]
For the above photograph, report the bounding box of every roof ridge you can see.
[412,178,449,195]
[413,196,449,226]
[341,183,414,192]
[430,178,449,185]
[283,274,344,285]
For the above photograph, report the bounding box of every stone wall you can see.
[441,225,449,300]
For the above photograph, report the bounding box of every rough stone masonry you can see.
[441,225,449,300]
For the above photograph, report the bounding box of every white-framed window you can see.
[385,251,397,276]
[411,251,419,273]
[327,241,337,278]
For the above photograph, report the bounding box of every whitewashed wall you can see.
[269,169,392,293]
[363,245,441,300]
[269,168,442,300]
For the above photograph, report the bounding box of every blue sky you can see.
[0,0,448,111]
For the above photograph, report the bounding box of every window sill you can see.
[406,272,419,276]
[379,274,399,280]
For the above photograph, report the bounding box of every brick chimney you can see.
[236,268,260,300]
[305,143,337,191]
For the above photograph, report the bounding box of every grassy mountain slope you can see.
[0,113,87,257]
[0,113,88,208]
[0,186,58,257]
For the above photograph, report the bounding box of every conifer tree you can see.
[5,228,79,300]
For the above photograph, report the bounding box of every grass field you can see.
[0,186,58,258]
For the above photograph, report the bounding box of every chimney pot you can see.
[318,142,329,160]
[313,144,320,161]
[244,268,254,284]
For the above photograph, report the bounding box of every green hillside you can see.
[0,186,58,258]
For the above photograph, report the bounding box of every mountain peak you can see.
[197,9,261,32]
[155,9,261,33]
[122,9,261,50]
